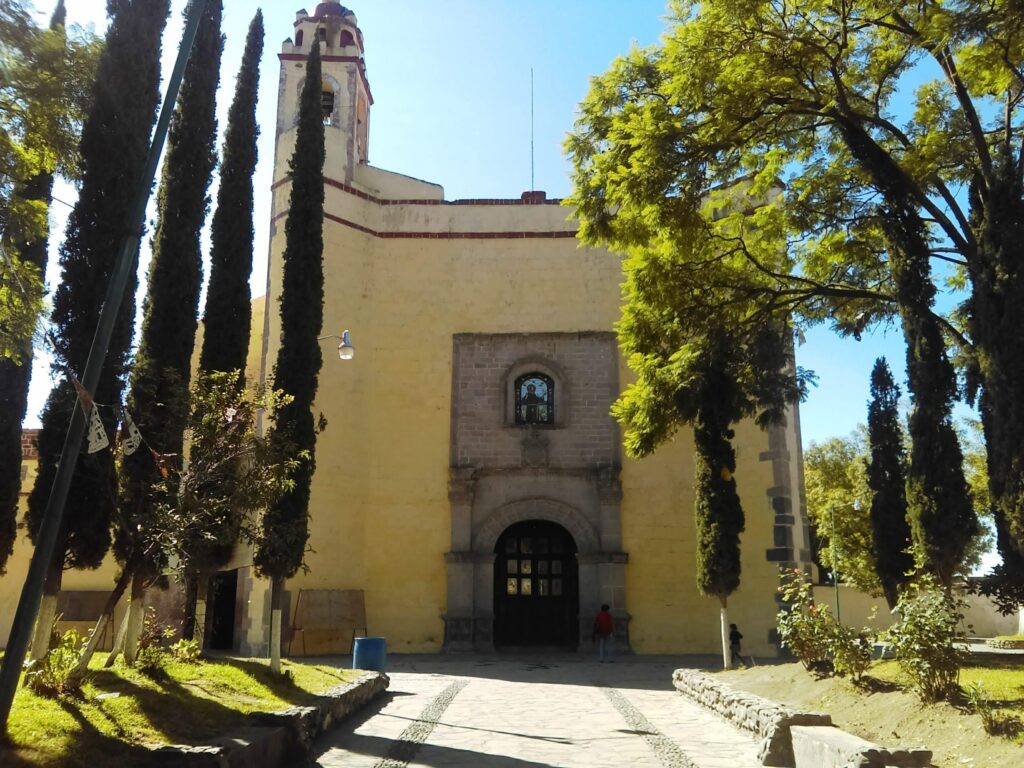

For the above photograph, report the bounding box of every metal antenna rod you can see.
[0,0,209,734]
[530,67,535,191]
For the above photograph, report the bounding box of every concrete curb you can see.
[152,670,389,767]
[672,668,831,766]
[672,669,932,768]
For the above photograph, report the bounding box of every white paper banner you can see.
[122,411,143,456]
[86,406,109,454]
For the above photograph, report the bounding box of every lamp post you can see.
[830,498,861,624]
[318,330,354,360]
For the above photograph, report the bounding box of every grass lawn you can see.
[718,657,1024,768]
[2,657,362,768]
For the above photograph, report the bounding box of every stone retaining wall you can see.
[986,637,1024,649]
[672,669,831,766]
[153,670,389,767]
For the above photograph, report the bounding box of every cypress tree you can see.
[253,45,325,673]
[199,10,263,380]
[0,1,66,573]
[179,10,263,640]
[865,357,913,609]
[691,334,745,669]
[115,0,223,661]
[25,0,170,657]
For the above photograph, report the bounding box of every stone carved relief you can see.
[521,427,550,468]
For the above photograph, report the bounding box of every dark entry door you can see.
[205,570,238,650]
[494,520,578,647]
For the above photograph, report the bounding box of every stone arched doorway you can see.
[493,520,579,648]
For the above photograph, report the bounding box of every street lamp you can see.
[318,330,354,360]
[830,498,862,624]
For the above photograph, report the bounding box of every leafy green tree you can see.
[178,10,264,640]
[253,45,325,674]
[804,432,877,594]
[865,358,914,608]
[156,373,298,644]
[0,0,95,574]
[0,0,97,360]
[566,0,988,590]
[116,0,222,663]
[25,0,170,660]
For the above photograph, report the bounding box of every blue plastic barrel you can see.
[352,636,387,671]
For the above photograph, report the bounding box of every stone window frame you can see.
[296,74,341,129]
[503,358,567,428]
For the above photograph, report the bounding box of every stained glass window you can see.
[521,560,533,575]
[520,579,532,595]
[514,373,554,425]
[507,578,518,595]
[507,559,518,574]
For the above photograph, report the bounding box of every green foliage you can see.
[885,584,966,702]
[776,568,835,677]
[804,433,879,595]
[776,568,875,682]
[118,0,223,582]
[0,0,98,360]
[830,623,874,684]
[254,46,326,583]
[566,0,1013,579]
[169,638,200,664]
[200,10,263,380]
[866,358,914,608]
[152,372,301,601]
[133,608,175,679]
[23,629,85,698]
[29,0,170,588]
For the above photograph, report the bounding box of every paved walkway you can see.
[310,654,762,768]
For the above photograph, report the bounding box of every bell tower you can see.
[275,2,372,183]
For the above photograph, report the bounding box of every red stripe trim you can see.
[272,175,564,207]
[271,210,576,239]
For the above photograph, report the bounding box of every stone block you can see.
[790,725,932,768]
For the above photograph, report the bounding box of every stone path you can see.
[311,655,763,768]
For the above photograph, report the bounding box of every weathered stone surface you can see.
[790,725,932,768]
[672,668,831,766]
[153,670,388,767]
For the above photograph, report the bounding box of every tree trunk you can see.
[72,564,133,680]
[104,609,129,668]
[720,598,730,670]
[269,575,283,674]
[29,557,63,661]
[182,572,200,641]
[122,573,147,663]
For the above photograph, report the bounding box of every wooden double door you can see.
[493,520,579,647]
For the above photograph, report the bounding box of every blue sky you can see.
[25,0,934,449]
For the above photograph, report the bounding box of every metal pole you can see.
[0,0,208,734]
[831,504,841,624]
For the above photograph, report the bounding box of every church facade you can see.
[241,1,813,657]
[0,2,813,659]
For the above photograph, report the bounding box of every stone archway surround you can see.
[444,489,629,652]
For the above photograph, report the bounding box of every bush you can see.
[885,585,965,702]
[830,623,873,682]
[170,638,201,664]
[777,568,835,676]
[24,630,85,698]
[134,608,176,679]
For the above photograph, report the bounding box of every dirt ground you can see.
[716,662,1022,768]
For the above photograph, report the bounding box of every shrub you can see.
[777,568,835,676]
[830,623,874,682]
[885,585,965,702]
[134,608,176,679]
[24,630,85,698]
[170,638,201,664]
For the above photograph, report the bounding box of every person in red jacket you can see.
[592,604,615,662]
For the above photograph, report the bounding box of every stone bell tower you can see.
[276,2,372,183]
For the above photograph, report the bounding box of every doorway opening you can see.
[493,520,578,648]
[205,570,238,651]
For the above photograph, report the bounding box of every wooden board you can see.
[292,589,366,632]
